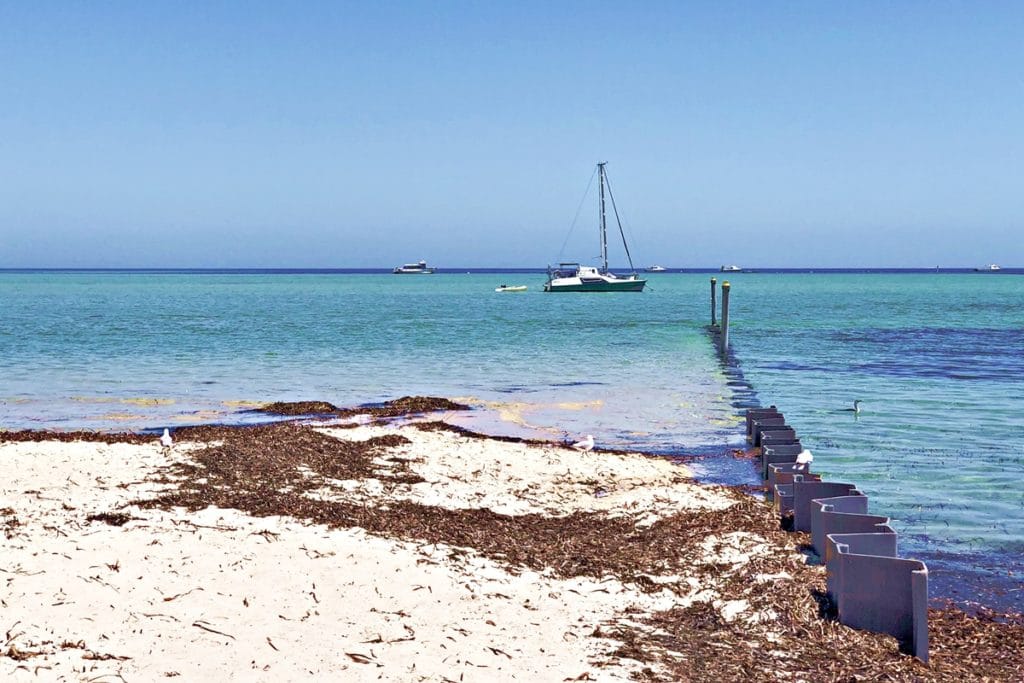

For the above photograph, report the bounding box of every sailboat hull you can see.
[545,281,646,292]
[544,277,646,292]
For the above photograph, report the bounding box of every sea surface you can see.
[1,269,1022,612]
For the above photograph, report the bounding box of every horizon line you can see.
[0,266,1019,273]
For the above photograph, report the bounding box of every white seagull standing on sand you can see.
[160,428,173,452]
[572,434,595,452]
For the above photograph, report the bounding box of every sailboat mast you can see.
[598,162,608,272]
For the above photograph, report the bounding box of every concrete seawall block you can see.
[767,462,819,491]
[745,407,780,438]
[773,482,795,516]
[750,417,787,444]
[759,427,798,448]
[791,479,861,531]
[761,443,804,478]
[810,495,891,557]
[746,405,779,423]
[826,533,929,662]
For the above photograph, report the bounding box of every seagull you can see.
[795,448,813,470]
[571,434,595,452]
[160,428,173,451]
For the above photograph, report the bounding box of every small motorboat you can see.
[495,284,528,292]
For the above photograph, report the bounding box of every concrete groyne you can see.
[748,408,930,661]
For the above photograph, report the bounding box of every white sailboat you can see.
[544,163,646,293]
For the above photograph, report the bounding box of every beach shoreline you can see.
[2,399,1022,681]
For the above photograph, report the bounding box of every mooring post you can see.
[720,280,731,354]
[710,277,717,327]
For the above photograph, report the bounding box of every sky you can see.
[1,1,1021,268]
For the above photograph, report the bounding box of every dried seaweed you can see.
[259,400,342,416]
[414,420,554,446]
[0,395,469,444]
[2,507,20,539]
[256,396,470,419]
[87,512,135,526]
[0,430,151,445]
[362,396,469,417]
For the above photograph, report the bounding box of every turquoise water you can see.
[1,271,1022,610]
[0,272,737,446]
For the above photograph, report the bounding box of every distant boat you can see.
[544,163,646,293]
[393,260,435,274]
[974,264,1001,272]
[645,265,667,272]
[495,284,528,292]
[720,265,742,273]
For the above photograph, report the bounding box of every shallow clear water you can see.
[1,270,1021,610]
[0,272,738,448]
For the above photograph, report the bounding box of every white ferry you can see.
[720,265,742,273]
[393,260,436,274]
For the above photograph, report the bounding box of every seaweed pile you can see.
[0,396,470,443]
[258,396,469,418]
[0,430,152,445]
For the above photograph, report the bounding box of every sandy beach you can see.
[2,401,1022,681]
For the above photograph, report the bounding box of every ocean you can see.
[1,269,1021,612]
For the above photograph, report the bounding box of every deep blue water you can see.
[1,270,1021,612]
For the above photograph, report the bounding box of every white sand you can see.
[1,423,770,681]
[311,425,732,524]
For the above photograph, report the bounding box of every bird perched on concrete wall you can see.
[795,449,813,469]
[572,434,595,452]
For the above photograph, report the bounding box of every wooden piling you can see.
[710,277,717,326]
[720,280,731,354]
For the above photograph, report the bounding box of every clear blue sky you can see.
[1,1,1021,268]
